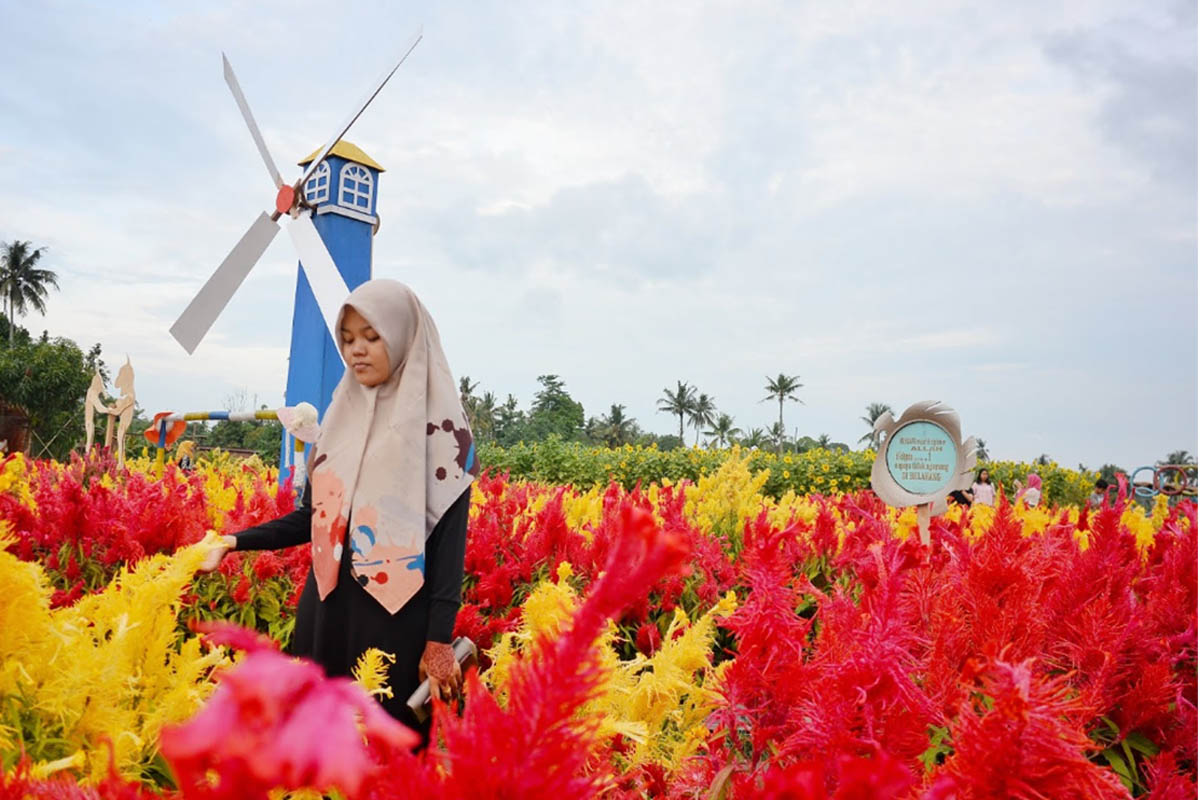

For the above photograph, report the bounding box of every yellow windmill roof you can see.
[298,140,385,172]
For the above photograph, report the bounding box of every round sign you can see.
[884,420,958,496]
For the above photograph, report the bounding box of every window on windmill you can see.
[339,164,373,210]
[305,161,330,204]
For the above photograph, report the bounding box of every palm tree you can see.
[740,427,768,449]
[761,373,804,454]
[458,376,480,428]
[688,393,716,446]
[857,402,893,447]
[975,438,989,461]
[1035,453,1052,466]
[1161,450,1195,465]
[657,381,696,444]
[704,413,741,448]
[601,404,637,447]
[768,421,788,453]
[0,241,57,345]
[816,433,832,449]
[473,391,498,441]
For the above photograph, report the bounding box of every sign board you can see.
[885,420,958,495]
[870,401,976,545]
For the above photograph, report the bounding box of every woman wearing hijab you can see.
[202,280,478,728]
[1014,472,1042,507]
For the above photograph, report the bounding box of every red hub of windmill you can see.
[275,184,296,215]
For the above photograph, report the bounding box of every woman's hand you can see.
[419,640,463,702]
[198,535,237,573]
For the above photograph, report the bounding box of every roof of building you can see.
[298,140,385,172]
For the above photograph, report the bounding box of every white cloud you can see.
[0,0,1193,469]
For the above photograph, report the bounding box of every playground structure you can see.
[146,405,319,488]
[1127,464,1198,501]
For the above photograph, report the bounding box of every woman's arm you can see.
[423,485,471,643]
[232,480,314,552]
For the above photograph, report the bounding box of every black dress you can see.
[232,479,470,728]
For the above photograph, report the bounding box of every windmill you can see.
[169,35,422,425]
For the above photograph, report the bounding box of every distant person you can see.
[1088,478,1110,508]
[1014,473,1042,507]
[970,468,995,506]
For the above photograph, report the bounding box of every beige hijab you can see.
[309,279,478,614]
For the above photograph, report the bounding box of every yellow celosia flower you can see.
[353,648,396,700]
[0,528,231,782]
[482,574,736,775]
[684,447,769,540]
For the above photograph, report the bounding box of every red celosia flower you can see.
[929,659,1128,799]
[636,621,662,656]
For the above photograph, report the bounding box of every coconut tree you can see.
[458,376,481,429]
[768,421,788,453]
[0,241,58,346]
[761,373,803,454]
[473,391,498,442]
[740,427,768,449]
[975,438,989,461]
[704,413,741,448]
[857,402,893,447]
[1162,450,1195,465]
[600,404,637,448]
[688,393,716,446]
[816,433,832,449]
[657,381,696,444]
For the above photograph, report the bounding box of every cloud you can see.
[0,0,1193,470]
[1043,7,1197,188]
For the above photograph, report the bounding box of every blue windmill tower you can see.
[168,41,420,480]
[287,142,383,411]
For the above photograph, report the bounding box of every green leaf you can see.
[1101,748,1134,792]
[1125,731,1160,757]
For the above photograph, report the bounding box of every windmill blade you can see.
[170,212,279,354]
[223,52,284,189]
[285,212,350,342]
[297,32,422,186]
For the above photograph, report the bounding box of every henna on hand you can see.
[420,641,463,700]
[422,641,456,682]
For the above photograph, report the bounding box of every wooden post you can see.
[917,502,931,546]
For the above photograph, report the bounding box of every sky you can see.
[0,0,1195,470]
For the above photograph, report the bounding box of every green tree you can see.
[975,438,989,461]
[857,402,893,447]
[472,391,498,443]
[459,375,480,427]
[769,421,788,453]
[704,413,741,448]
[527,374,584,442]
[495,393,527,447]
[656,381,696,446]
[816,433,832,449]
[1161,450,1195,465]
[596,404,638,448]
[688,392,716,446]
[1,241,58,346]
[739,427,768,449]
[761,373,804,454]
[0,336,94,459]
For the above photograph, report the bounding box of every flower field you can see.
[0,448,1195,799]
